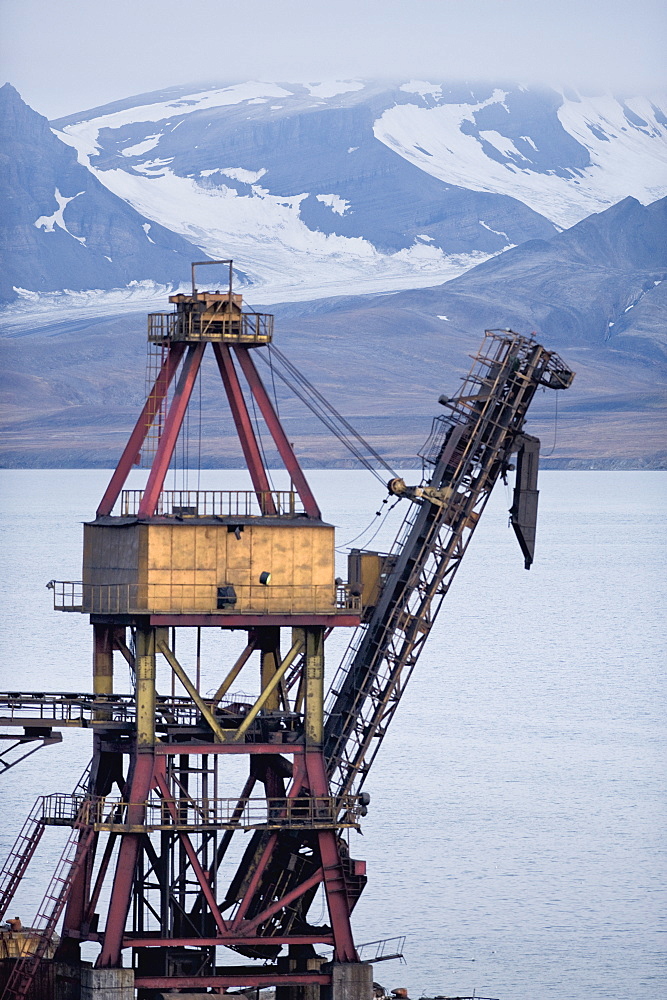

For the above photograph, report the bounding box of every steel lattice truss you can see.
[324,331,574,797]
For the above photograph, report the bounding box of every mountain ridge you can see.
[2,196,665,469]
[41,78,667,305]
[0,83,215,303]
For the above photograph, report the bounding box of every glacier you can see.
[4,78,667,314]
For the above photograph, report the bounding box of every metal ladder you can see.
[0,798,46,924]
[323,332,575,798]
[1,802,95,1000]
[141,339,169,467]
[0,760,92,924]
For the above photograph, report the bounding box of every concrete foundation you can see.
[329,962,374,1000]
[80,966,134,1000]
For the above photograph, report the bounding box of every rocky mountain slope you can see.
[0,84,211,303]
[1,80,665,467]
[262,195,667,468]
[35,78,667,306]
[2,197,665,469]
[271,195,667,360]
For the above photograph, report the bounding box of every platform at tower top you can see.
[148,290,274,345]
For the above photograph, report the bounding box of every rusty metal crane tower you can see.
[0,262,574,1000]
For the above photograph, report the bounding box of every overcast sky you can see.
[2,0,665,119]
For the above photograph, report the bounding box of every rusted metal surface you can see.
[0,265,574,998]
[324,330,575,799]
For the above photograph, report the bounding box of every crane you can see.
[0,263,573,1000]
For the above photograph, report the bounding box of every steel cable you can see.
[542,388,560,457]
[255,345,397,486]
[269,343,396,476]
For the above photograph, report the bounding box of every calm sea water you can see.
[0,469,665,999]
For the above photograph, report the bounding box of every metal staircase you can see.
[0,799,46,924]
[1,802,95,1000]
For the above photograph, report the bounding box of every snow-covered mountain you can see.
[3,195,665,469]
[49,79,667,305]
[272,195,667,363]
[0,84,214,305]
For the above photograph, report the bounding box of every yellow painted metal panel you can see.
[292,527,313,587]
[225,526,252,585]
[83,519,336,615]
[170,525,197,571]
[195,524,218,571]
[147,524,172,571]
[249,527,273,583]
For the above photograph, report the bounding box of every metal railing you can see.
[0,692,239,728]
[119,489,301,517]
[52,581,361,616]
[148,310,273,344]
[356,936,406,964]
[39,792,363,832]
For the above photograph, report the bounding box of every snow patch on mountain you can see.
[133,158,174,175]
[217,167,267,184]
[34,188,86,244]
[479,130,532,162]
[315,193,350,215]
[43,80,667,307]
[48,146,493,302]
[121,134,162,157]
[400,80,442,99]
[1,280,186,332]
[479,220,509,240]
[374,89,667,227]
[56,82,293,163]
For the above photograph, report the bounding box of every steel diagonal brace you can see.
[97,341,187,516]
[232,637,303,741]
[212,343,277,514]
[228,763,309,929]
[211,636,257,707]
[188,774,257,924]
[153,769,229,935]
[97,753,155,967]
[234,346,321,518]
[138,342,206,517]
[229,833,279,929]
[236,868,324,936]
[156,639,226,741]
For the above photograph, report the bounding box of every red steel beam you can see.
[135,975,331,989]
[234,346,321,518]
[229,832,278,929]
[229,770,309,929]
[153,769,229,934]
[123,934,334,947]
[238,868,323,936]
[138,342,205,517]
[96,753,154,967]
[304,750,358,962]
[318,828,357,962]
[212,343,277,514]
[149,614,361,627]
[97,342,186,516]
